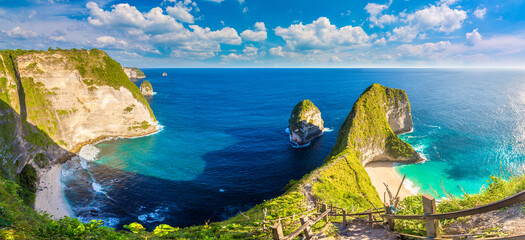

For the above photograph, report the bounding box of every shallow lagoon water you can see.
[62,68,525,229]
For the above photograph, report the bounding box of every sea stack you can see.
[140,81,154,96]
[289,99,324,146]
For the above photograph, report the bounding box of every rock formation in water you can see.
[140,81,154,96]
[0,49,157,179]
[123,67,146,81]
[288,99,324,146]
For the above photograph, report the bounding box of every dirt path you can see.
[334,223,398,240]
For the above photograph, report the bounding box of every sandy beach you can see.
[35,164,74,219]
[365,162,414,203]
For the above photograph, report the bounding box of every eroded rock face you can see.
[140,81,153,96]
[123,67,146,80]
[289,99,324,146]
[335,83,422,165]
[0,50,157,178]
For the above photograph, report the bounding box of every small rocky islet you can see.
[288,99,324,146]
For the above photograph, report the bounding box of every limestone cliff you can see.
[0,49,157,179]
[123,67,146,80]
[289,99,324,146]
[140,80,154,96]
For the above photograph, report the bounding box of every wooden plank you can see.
[330,210,384,216]
[422,194,440,238]
[300,216,312,240]
[384,190,525,221]
[282,210,330,240]
[271,222,283,240]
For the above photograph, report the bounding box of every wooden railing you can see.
[270,203,385,240]
[382,190,525,239]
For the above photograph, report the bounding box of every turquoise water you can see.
[62,68,525,229]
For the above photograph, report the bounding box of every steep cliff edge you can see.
[123,67,146,80]
[0,49,157,180]
[289,99,324,146]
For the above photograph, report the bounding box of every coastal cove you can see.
[60,68,525,230]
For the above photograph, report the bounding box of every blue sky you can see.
[0,0,524,67]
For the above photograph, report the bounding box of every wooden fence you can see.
[382,190,525,239]
[270,203,385,240]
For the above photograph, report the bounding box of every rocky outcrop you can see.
[289,99,324,146]
[333,83,421,165]
[296,84,421,210]
[123,67,146,80]
[140,80,154,96]
[0,49,157,179]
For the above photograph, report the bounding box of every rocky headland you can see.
[140,80,154,96]
[0,49,157,218]
[288,99,324,146]
[123,67,146,81]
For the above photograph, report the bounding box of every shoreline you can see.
[34,123,163,220]
[35,164,74,219]
[365,161,415,203]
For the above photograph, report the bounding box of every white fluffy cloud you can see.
[269,46,285,56]
[397,41,451,57]
[86,1,242,60]
[274,17,369,51]
[365,0,397,28]
[166,1,195,24]
[466,28,482,46]
[406,4,467,33]
[388,26,418,42]
[95,35,128,48]
[221,46,259,62]
[474,7,487,20]
[87,2,185,34]
[3,26,38,39]
[240,22,267,41]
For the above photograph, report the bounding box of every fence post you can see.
[384,205,395,230]
[322,203,329,223]
[342,209,347,226]
[271,222,283,240]
[422,194,440,238]
[300,216,312,240]
[368,212,373,227]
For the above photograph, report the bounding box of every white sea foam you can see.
[403,178,421,195]
[92,181,105,194]
[323,127,334,132]
[78,144,100,162]
[285,128,290,134]
[289,140,311,148]
[219,188,226,193]
[138,207,168,223]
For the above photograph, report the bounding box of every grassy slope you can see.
[395,175,525,236]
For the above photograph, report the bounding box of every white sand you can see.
[365,162,414,203]
[35,164,74,219]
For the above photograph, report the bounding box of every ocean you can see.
[61,68,525,230]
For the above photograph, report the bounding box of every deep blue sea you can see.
[61,68,525,230]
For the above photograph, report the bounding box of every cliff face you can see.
[123,67,146,80]
[289,100,324,146]
[297,84,421,210]
[333,83,420,165]
[0,49,157,179]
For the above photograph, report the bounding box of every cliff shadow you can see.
[67,125,337,230]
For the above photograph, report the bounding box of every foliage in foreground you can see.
[394,174,525,236]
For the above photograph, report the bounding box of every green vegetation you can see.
[395,175,525,236]
[127,67,146,78]
[140,80,153,93]
[289,99,320,130]
[124,105,135,113]
[33,153,48,168]
[16,165,37,206]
